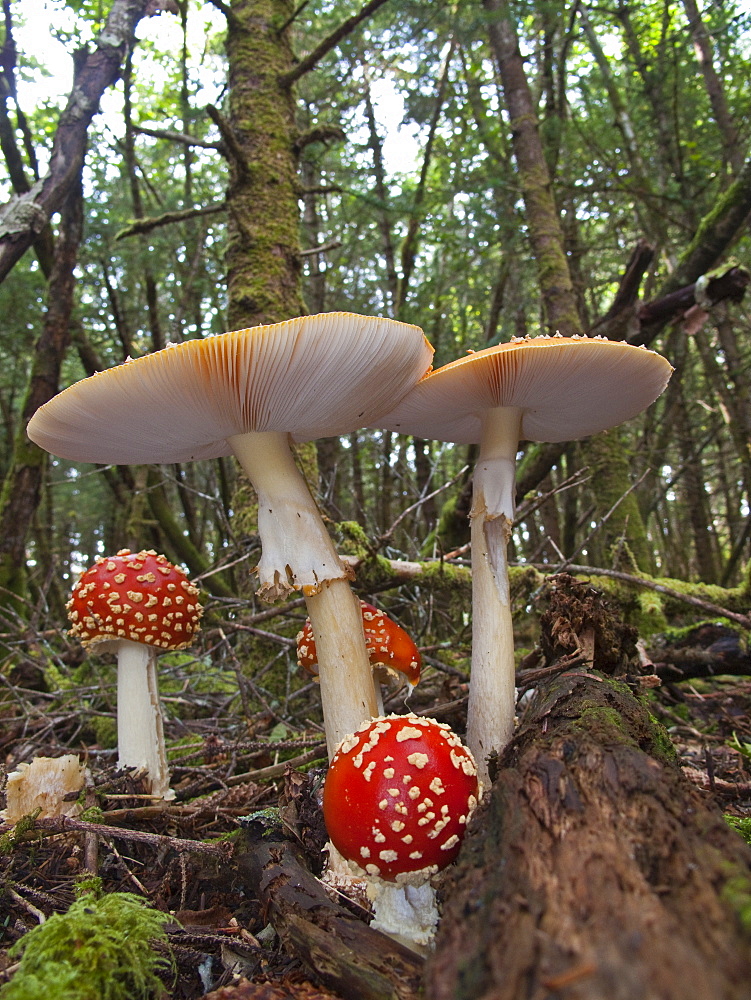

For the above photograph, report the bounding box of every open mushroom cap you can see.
[27,313,434,464]
[373,335,673,444]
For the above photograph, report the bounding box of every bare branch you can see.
[133,124,225,152]
[205,103,249,175]
[115,200,226,240]
[279,0,391,87]
[299,239,341,256]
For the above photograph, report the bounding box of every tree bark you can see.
[0,0,155,284]
[681,0,744,176]
[223,0,306,329]
[426,577,751,1000]
[237,817,424,1000]
[0,173,83,600]
[483,0,583,338]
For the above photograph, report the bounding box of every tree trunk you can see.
[0,173,83,601]
[426,577,751,1000]
[224,0,305,330]
[681,0,744,177]
[0,0,153,283]
[483,0,582,339]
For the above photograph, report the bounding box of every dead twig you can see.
[5,815,233,858]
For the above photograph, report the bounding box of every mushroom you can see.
[67,548,203,799]
[323,712,479,949]
[297,600,421,713]
[2,755,87,824]
[373,335,673,785]
[27,313,434,755]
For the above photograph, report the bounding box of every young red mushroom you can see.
[323,712,479,948]
[67,549,203,799]
[297,601,421,712]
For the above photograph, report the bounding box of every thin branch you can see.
[377,464,470,549]
[294,124,345,152]
[276,0,311,34]
[279,0,391,86]
[8,814,233,857]
[115,200,226,240]
[133,124,225,152]
[206,0,233,21]
[547,469,650,576]
[205,103,249,175]
[299,239,342,256]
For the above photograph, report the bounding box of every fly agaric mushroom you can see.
[67,549,203,799]
[28,314,433,756]
[297,601,421,713]
[374,335,673,786]
[323,712,479,948]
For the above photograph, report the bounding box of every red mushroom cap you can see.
[323,713,479,882]
[297,602,421,687]
[67,549,203,650]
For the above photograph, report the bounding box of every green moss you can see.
[79,806,105,824]
[336,520,373,559]
[721,870,751,933]
[725,816,751,848]
[90,714,117,750]
[571,704,639,748]
[645,712,680,766]
[73,875,104,898]
[633,589,668,635]
[0,814,40,856]
[0,892,174,999]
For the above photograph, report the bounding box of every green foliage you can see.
[725,815,751,848]
[0,892,174,1000]
[730,733,751,763]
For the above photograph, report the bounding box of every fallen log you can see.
[426,578,751,1000]
[649,622,751,682]
[236,817,424,1000]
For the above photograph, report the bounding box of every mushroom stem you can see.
[229,430,378,754]
[116,639,172,799]
[466,406,522,788]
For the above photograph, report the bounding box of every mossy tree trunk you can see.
[584,426,657,574]
[224,0,306,331]
[482,0,582,340]
[475,0,656,572]
[426,577,751,1000]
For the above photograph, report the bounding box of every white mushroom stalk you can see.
[229,430,377,752]
[116,639,171,797]
[27,314,434,757]
[466,406,522,771]
[371,335,673,788]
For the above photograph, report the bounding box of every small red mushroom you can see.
[323,713,479,882]
[297,601,421,690]
[68,548,202,650]
[67,549,203,798]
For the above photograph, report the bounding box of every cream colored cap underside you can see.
[374,336,673,444]
[27,313,434,464]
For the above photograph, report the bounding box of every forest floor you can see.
[1,615,751,999]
